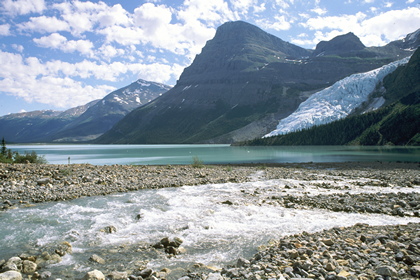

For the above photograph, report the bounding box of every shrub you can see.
[0,138,48,164]
[192,156,204,168]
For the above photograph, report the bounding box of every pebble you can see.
[0,162,418,280]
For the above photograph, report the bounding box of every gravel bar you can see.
[0,161,419,280]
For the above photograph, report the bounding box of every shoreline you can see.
[0,161,419,280]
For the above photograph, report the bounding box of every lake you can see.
[8,144,420,165]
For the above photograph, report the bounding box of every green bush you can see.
[192,156,204,168]
[0,138,48,164]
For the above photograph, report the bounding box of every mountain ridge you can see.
[96,21,418,144]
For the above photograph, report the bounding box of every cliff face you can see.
[97,22,417,144]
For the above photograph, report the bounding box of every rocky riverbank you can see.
[0,162,419,280]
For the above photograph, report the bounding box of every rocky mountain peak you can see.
[179,20,310,83]
[313,32,366,57]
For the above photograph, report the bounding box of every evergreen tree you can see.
[1,138,6,156]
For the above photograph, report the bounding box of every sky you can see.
[0,0,419,116]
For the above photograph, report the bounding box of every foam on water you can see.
[0,178,419,274]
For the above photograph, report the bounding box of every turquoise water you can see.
[8,144,420,165]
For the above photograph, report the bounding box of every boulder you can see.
[82,270,105,280]
[21,260,37,274]
[0,271,22,280]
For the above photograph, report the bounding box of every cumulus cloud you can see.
[1,0,45,16]
[12,44,24,52]
[257,15,292,31]
[299,7,420,47]
[311,7,327,15]
[0,24,11,36]
[33,33,94,56]
[0,50,183,108]
[18,16,69,33]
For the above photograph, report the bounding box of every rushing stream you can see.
[1,176,419,279]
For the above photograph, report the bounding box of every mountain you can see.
[238,47,420,146]
[264,56,411,137]
[0,79,171,143]
[0,101,98,143]
[312,32,366,57]
[97,21,418,144]
[49,79,171,142]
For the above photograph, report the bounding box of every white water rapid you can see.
[1,175,419,278]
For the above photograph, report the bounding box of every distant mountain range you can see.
[1,21,419,145]
[0,79,171,143]
[96,21,418,144]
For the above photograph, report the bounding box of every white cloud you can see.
[178,0,237,26]
[258,15,292,31]
[99,44,125,60]
[302,12,367,32]
[0,50,183,109]
[1,0,45,16]
[359,7,420,44]
[384,2,393,8]
[0,51,114,107]
[52,1,132,37]
[0,24,11,36]
[33,33,66,48]
[12,44,24,52]
[299,7,420,47]
[18,16,69,33]
[230,0,261,16]
[97,4,131,27]
[99,26,144,46]
[311,7,327,15]
[33,33,94,56]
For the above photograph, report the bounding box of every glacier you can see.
[265,56,411,138]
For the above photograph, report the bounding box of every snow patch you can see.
[137,80,151,87]
[265,56,410,137]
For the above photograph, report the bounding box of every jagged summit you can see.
[312,32,366,57]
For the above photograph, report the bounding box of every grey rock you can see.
[0,271,22,280]
[138,268,153,278]
[206,272,224,280]
[82,270,105,280]
[410,266,420,278]
[376,266,398,277]
[89,254,105,264]
[108,271,128,280]
[237,257,250,267]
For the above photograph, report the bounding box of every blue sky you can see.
[0,0,419,116]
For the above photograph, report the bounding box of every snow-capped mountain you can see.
[265,56,411,137]
[0,79,171,143]
[50,79,171,142]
